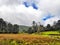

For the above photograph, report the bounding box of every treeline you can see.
[27,20,60,34]
[0,18,60,34]
[0,18,19,33]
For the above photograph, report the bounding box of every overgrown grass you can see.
[0,37,60,45]
[0,31,60,45]
[0,34,60,45]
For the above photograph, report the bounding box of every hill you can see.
[19,25,29,33]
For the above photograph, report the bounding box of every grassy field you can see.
[0,32,60,45]
[35,31,60,35]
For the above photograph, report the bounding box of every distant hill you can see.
[19,25,30,32]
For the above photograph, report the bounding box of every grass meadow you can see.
[0,31,60,45]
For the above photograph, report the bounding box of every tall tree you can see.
[32,21,37,32]
[7,23,13,33]
[0,18,4,33]
[2,21,7,33]
[46,24,51,31]
[13,24,19,33]
[55,20,60,30]
[27,27,33,34]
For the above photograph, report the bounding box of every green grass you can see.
[33,31,60,35]
[41,31,60,35]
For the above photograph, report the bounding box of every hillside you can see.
[19,25,29,32]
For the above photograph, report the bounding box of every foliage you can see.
[0,18,60,34]
[0,18,19,33]
[27,20,60,34]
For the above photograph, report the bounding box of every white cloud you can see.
[39,0,60,16]
[0,5,43,26]
[44,17,59,26]
[38,0,60,26]
[0,0,60,26]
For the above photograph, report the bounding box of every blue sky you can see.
[23,1,38,10]
[0,0,60,26]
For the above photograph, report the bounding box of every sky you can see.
[0,0,60,26]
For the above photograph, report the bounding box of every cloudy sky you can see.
[0,0,60,26]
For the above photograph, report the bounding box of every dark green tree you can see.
[0,18,7,33]
[7,23,13,33]
[13,24,19,33]
[0,18,4,33]
[27,27,33,34]
[2,21,7,33]
[32,21,37,33]
[46,24,51,31]
[55,20,60,30]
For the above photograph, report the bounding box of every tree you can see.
[58,20,60,23]
[13,24,19,33]
[32,21,36,26]
[2,21,7,33]
[0,18,8,33]
[32,21,37,33]
[46,24,51,31]
[0,18,20,34]
[0,18,4,33]
[7,23,13,33]
[27,27,33,34]
[39,25,45,32]
[55,20,60,30]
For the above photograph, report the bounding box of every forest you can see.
[0,18,60,34]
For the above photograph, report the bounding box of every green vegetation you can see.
[32,31,60,35]
[40,31,60,35]
[0,18,60,34]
